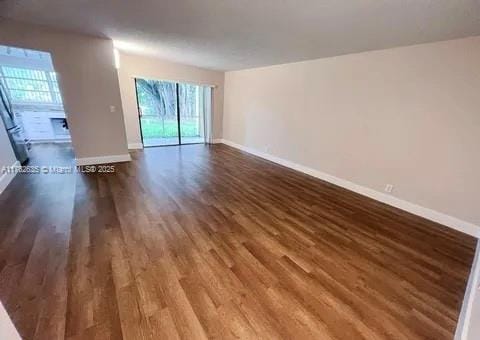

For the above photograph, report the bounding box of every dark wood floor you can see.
[0,143,476,340]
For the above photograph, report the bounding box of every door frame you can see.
[134,77,206,148]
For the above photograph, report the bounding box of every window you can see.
[0,66,63,104]
[135,78,210,146]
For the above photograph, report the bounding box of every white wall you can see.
[0,51,54,71]
[0,119,16,169]
[467,286,480,340]
[0,117,17,194]
[223,36,480,230]
[117,52,224,147]
[465,243,480,340]
[0,19,129,160]
[455,241,480,340]
[0,302,21,340]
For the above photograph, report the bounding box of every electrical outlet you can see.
[384,184,394,193]
[109,105,116,113]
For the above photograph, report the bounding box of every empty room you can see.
[0,1,479,339]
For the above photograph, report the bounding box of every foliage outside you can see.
[136,79,202,139]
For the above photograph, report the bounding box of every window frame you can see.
[0,66,63,105]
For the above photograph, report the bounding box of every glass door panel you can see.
[135,79,179,147]
[178,83,205,144]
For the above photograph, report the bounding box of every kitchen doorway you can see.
[0,44,72,164]
[135,78,212,147]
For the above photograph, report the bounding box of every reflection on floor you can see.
[0,143,476,340]
[0,143,75,339]
[26,142,74,166]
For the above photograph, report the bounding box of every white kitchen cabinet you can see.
[18,111,71,142]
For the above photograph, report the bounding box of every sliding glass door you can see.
[179,83,205,144]
[135,79,178,146]
[135,78,209,147]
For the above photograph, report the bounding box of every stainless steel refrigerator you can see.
[0,79,29,164]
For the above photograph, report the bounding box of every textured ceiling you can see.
[1,0,480,70]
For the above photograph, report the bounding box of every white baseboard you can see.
[455,240,480,340]
[218,139,479,238]
[75,154,131,166]
[212,139,223,144]
[0,160,20,195]
[128,143,143,150]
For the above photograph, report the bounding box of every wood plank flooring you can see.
[0,143,476,340]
